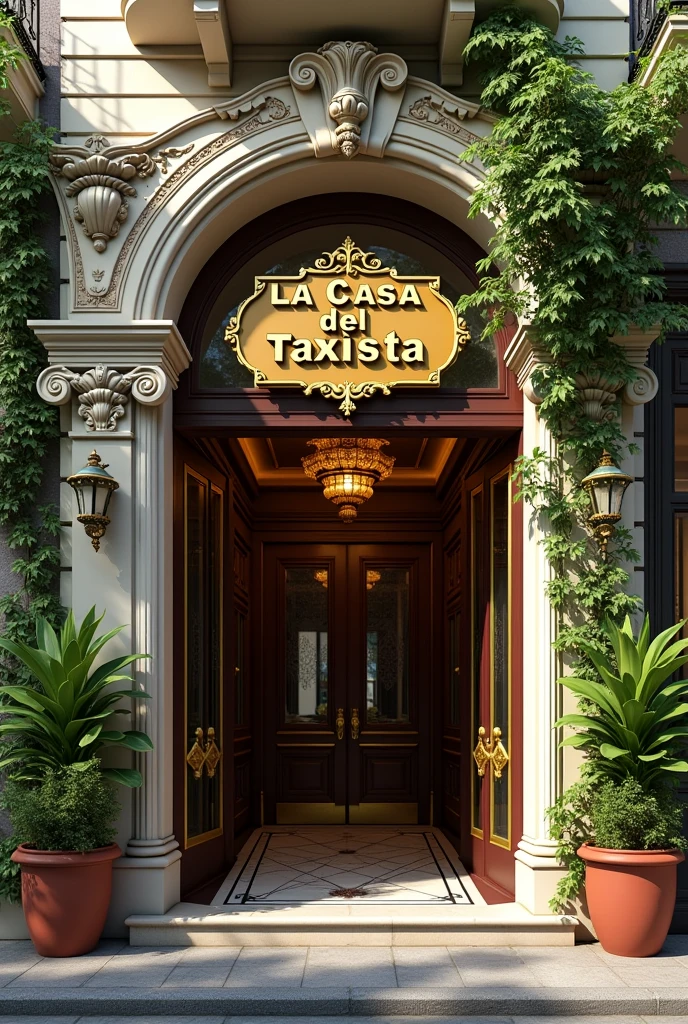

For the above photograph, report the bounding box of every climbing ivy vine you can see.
[460,6,688,658]
[459,7,688,908]
[0,10,61,684]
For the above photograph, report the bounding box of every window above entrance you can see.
[198,224,499,393]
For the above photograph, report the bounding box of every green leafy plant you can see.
[3,760,118,852]
[556,615,688,785]
[547,780,593,911]
[0,16,61,686]
[460,7,688,672]
[0,607,153,787]
[591,778,687,852]
[0,837,21,904]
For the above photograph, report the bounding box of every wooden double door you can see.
[263,543,431,824]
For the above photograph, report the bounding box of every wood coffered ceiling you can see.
[237,437,460,489]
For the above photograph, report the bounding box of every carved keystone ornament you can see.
[37,364,169,430]
[289,41,407,158]
[50,151,158,252]
[224,236,470,416]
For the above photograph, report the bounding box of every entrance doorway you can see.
[263,543,431,825]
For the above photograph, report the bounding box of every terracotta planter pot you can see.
[578,842,684,957]
[11,844,120,957]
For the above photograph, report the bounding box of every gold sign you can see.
[224,237,470,416]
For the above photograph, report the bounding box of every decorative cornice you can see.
[505,323,660,414]
[289,40,407,158]
[29,320,192,402]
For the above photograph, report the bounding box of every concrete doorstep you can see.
[1,986,688,1017]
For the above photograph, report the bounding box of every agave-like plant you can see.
[0,607,152,787]
[556,615,688,787]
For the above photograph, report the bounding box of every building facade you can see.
[2,0,688,939]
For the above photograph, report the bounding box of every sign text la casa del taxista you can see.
[225,238,470,415]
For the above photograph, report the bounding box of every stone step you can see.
[126,901,577,947]
[0,985,687,1018]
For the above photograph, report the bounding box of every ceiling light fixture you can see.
[302,438,395,523]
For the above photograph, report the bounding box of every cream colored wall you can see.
[60,0,631,150]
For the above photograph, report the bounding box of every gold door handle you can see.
[351,708,360,741]
[186,726,222,780]
[491,726,509,778]
[472,725,492,776]
[336,707,345,741]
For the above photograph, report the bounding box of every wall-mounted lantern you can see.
[581,451,632,560]
[67,450,119,552]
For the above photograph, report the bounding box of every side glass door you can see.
[174,441,229,896]
[468,452,521,896]
[347,545,431,824]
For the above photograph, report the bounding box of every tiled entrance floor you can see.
[213,826,483,906]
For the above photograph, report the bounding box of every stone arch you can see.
[47,56,496,325]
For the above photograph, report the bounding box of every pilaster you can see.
[505,324,659,918]
[32,320,191,936]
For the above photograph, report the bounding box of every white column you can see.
[108,398,182,934]
[513,397,565,914]
[32,320,190,936]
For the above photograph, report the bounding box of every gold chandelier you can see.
[302,438,395,523]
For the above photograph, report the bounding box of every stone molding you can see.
[289,40,408,158]
[36,363,169,431]
[505,323,660,416]
[31,320,192,429]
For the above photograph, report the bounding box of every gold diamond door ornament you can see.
[472,726,492,776]
[186,726,222,780]
[490,727,509,779]
[472,725,509,778]
[224,237,470,416]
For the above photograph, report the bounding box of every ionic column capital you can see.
[505,322,660,414]
[36,363,170,431]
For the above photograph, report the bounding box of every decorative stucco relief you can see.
[63,95,294,310]
[289,40,407,158]
[404,95,481,147]
[36,363,169,430]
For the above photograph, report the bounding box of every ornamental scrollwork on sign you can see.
[303,380,392,417]
[36,364,169,431]
[224,236,471,416]
[314,236,383,276]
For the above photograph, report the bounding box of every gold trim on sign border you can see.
[224,237,471,416]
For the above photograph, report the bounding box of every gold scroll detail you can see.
[472,725,509,778]
[351,708,360,741]
[336,707,345,741]
[313,236,383,276]
[186,726,222,780]
[490,726,509,779]
[472,726,492,777]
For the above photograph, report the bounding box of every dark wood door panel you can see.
[277,749,336,802]
[360,748,417,801]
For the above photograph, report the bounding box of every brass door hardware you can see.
[472,726,491,776]
[490,726,509,778]
[186,726,221,780]
[472,725,509,778]
[351,707,360,741]
[336,707,345,741]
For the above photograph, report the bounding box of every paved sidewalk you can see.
[2,937,688,1016]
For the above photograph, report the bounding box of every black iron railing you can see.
[1,0,45,83]
[629,0,688,80]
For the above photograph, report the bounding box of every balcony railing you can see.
[629,0,688,79]
[0,0,45,83]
